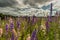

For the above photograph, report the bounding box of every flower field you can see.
[0,16,60,40]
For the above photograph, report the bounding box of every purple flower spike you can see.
[5,24,9,32]
[45,21,49,33]
[47,16,52,22]
[32,16,36,25]
[31,29,37,40]
[10,22,14,30]
[17,21,20,28]
[11,33,14,40]
[50,3,53,16]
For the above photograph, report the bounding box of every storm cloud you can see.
[0,0,52,7]
[0,0,55,17]
[0,0,17,7]
[24,0,52,6]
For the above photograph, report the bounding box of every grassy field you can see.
[0,16,60,40]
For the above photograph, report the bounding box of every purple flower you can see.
[10,22,14,30]
[47,3,53,22]
[11,33,14,40]
[45,21,49,33]
[32,16,36,25]
[45,16,52,33]
[17,21,20,28]
[47,16,52,22]
[5,24,9,32]
[31,29,37,40]
[50,3,53,16]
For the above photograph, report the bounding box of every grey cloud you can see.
[24,0,52,6]
[0,0,52,7]
[0,0,17,7]
[0,0,56,17]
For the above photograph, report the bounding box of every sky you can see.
[0,0,59,17]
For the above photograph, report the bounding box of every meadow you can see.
[0,16,60,40]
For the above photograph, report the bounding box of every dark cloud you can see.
[0,0,52,7]
[0,0,17,7]
[24,0,52,6]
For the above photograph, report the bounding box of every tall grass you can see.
[0,16,60,40]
